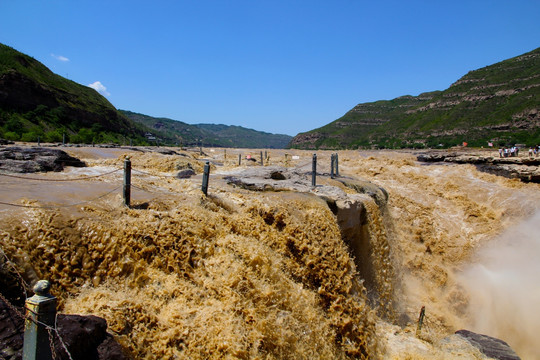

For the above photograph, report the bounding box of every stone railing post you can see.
[23,280,57,360]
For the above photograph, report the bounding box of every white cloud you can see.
[88,81,111,96]
[51,54,70,62]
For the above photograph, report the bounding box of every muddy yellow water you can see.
[1,147,539,359]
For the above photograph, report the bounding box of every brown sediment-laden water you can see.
[1,146,538,359]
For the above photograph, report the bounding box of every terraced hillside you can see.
[290,47,540,149]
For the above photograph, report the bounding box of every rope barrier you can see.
[132,168,178,178]
[0,186,121,209]
[0,168,121,182]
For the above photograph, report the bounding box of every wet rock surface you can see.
[222,165,388,202]
[455,329,521,360]
[0,138,15,145]
[417,151,540,183]
[0,146,86,173]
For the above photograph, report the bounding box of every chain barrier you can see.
[48,327,58,360]
[53,313,74,360]
[27,313,74,360]
[0,289,74,360]
[0,249,31,297]
[0,291,25,319]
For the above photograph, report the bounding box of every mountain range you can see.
[2,42,540,150]
[0,43,291,148]
[290,47,540,149]
[120,110,291,148]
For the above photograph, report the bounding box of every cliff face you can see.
[0,70,135,134]
[0,43,146,143]
[290,47,540,149]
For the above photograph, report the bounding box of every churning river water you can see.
[1,147,539,359]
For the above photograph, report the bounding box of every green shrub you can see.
[4,131,20,141]
[20,132,39,142]
[44,130,63,143]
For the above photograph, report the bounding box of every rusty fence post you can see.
[238,154,241,166]
[23,280,57,360]
[202,161,210,196]
[312,153,317,187]
[123,156,131,207]
[330,154,335,179]
[416,306,426,337]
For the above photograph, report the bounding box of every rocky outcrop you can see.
[0,147,86,173]
[417,151,540,183]
[287,132,324,149]
[455,330,521,360]
[223,166,393,310]
[0,138,15,145]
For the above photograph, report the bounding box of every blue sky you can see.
[1,1,540,136]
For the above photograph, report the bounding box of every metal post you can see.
[123,156,131,207]
[335,153,339,176]
[238,154,241,166]
[416,306,426,337]
[62,133,65,146]
[260,151,264,166]
[37,136,40,147]
[23,280,57,360]
[224,149,227,159]
[264,150,267,160]
[312,153,317,187]
[330,154,335,179]
[202,162,210,196]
